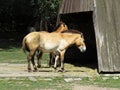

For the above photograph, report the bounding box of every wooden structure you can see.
[57,0,120,73]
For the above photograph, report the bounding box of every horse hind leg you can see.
[27,55,31,72]
[49,52,55,67]
[28,50,38,72]
[36,50,43,68]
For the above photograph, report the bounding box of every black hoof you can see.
[53,67,57,70]
[58,68,65,72]
[37,65,41,68]
[58,70,64,72]
[49,64,52,68]
[28,68,32,72]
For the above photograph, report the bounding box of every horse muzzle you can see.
[79,46,86,52]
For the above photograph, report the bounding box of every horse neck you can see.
[55,27,62,33]
[55,27,67,33]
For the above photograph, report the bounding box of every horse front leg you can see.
[54,55,59,70]
[49,53,53,67]
[60,50,66,72]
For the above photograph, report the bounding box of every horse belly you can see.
[40,43,58,53]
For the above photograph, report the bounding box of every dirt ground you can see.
[0,63,99,77]
[0,63,119,90]
[72,85,120,90]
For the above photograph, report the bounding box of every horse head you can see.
[55,22,68,33]
[76,33,86,52]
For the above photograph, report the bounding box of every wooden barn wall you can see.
[94,0,120,72]
[59,0,94,14]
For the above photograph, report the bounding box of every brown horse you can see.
[22,31,86,72]
[48,22,68,67]
[22,22,68,71]
[49,29,85,67]
[35,22,68,68]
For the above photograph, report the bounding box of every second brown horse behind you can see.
[49,29,85,67]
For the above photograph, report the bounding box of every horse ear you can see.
[81,33,84,38]
[61,21,66,27]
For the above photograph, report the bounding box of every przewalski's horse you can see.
[35,22,68,68]
[49,29,85,67]
[22,22,69,72]
[22,31,86,72]
[48,22,68,67]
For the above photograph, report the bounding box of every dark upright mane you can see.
[61,29,84,37]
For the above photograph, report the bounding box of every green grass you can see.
[0,40,49,64]
[93,76,120,88]
[0,77,70,90]
[78,76,120,88]
[0,77,120,90]
[0,48,26,63]
[0,47,49,64]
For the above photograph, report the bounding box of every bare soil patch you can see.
[72,85,120,90]
[0,63,99,77]
[0,63,120,90]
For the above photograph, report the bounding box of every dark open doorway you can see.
[60,11,98,69]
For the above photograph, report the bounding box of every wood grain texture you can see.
[95,0,120,72]
[58,0,120,72]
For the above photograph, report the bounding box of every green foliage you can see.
[0,0,60,32]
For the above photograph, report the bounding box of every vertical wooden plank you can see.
[94,0,109,72]
[111,0,120,71]
[94,0,120,72]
